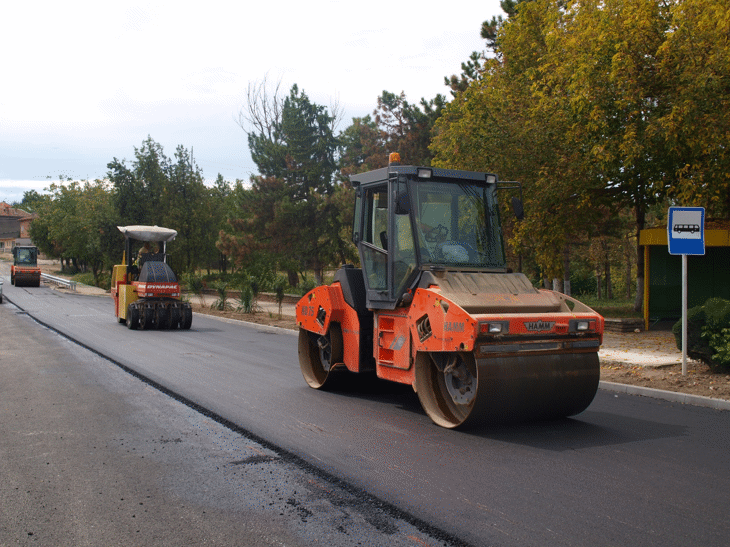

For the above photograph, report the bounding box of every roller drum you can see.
[298,326,343,389]
[415,351,600,429]
[13,271,41,287]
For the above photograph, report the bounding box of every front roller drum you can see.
[12,272,41,287]
[415,351,600,429]
[298,324,343,389]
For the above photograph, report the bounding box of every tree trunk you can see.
[287,269,299,288]
[552,278,563,293]
[606,259,613,300]
[596,272,603,300]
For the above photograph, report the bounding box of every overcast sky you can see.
[0,0,503,204]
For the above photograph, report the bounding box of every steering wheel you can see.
[424,224,449,243]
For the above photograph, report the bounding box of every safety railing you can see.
[41,273,77,291]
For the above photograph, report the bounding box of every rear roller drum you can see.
[298,324,343,389]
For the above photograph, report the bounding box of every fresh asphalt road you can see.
[3,280,730,547]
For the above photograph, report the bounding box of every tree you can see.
[433,0,601,284]
[107,137,215,274]
[543,0,675,310]
[374,91,445,166]
[444,0,528,95]
[13,190,47,213]
[208,174,233,273]
[159,145,210,273]
[658,0,730,217]
[29,179,119,284]
[338,115,388,178]
[227,83,346,285]
[432,0,698,312]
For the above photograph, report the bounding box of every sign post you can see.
[667,207,705,375]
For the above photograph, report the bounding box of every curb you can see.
[599,381,730,411]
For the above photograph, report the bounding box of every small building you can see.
[639,220,730,329]
[0,202,37,253]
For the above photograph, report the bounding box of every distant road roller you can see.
[296,154,604,428]
[11,245,41,287]
[112,225,192,330]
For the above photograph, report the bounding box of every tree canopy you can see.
[432,0,730,308]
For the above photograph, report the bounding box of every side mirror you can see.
[511,197,525,220]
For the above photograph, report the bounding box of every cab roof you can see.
[117,225,178,242]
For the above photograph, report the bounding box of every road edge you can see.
[599,381,730,411]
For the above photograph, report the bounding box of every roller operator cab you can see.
[112,225,192,330]
[11,245,41,287]
[296,154,604,429]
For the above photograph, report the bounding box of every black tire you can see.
[126,304,139,330]
[140,305,154,330]
[169,305,181,329]
[180,306,193,330]
[155,305,170,329]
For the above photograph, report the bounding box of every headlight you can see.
[479,321,509,335]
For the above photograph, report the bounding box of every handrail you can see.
[41,273,77,291]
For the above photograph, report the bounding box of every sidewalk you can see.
[599,329,686,368]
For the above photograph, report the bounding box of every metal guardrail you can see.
[41,273,77,291]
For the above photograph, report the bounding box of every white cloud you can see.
[1,0,503,187]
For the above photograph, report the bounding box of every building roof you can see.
[0,202,33,218]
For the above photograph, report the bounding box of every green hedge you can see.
[673,297,730,372]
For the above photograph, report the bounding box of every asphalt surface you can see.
[0,294,459,547]
[2,270,730,546]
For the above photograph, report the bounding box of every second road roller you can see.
[112,225,192,330]
[296,154,604,428]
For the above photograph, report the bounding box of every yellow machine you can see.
[112,225,192,330]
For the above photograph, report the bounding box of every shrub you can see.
[673,297,730,372]
[210,281,232,311]
[183,272,206,306]
[234,275,260,314]
[273,276,287,318]
[236,284,257,314]
[299,277,316,295]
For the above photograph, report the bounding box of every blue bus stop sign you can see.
[667,207,705,256]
